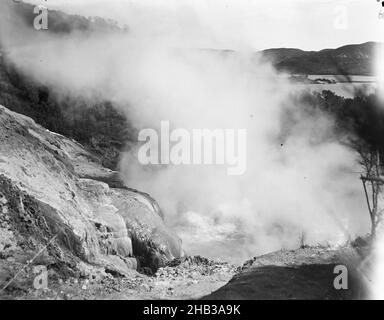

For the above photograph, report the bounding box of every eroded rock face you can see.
[0,105,184,282]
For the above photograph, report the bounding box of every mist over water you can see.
[0,1,370,264]
[117,48,368,263]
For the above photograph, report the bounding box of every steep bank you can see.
[0,104,183,297]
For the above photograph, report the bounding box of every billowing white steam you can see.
[0,2,369,263]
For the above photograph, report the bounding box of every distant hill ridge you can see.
[1,1,380,77]
[259,42,381,76]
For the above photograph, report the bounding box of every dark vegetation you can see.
[290,89,384,153]
[2,1,127,35]
[287,89,384,236]
[0,1,132,169]
[0,53,135,169]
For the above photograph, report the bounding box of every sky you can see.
[25,0,384,51]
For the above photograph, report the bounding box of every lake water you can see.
[299,75,377,98]
[307,75,377,83]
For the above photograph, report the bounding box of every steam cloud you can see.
[0,1,369,263]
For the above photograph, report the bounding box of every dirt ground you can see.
[0,246,372,300]
[205,246,371,300]
[0,256,238,300]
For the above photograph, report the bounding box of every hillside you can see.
[0,104,184,298]
[0,1,126,36]
[259,42,380,75]
[0,1,133,170]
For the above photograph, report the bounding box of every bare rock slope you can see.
[0,104,183,293]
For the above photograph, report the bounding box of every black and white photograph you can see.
[0,0,384,307]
